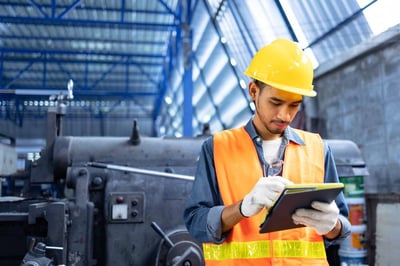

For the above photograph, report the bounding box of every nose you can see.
[276,105,292,122]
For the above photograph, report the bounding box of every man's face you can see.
[248,82,303,140]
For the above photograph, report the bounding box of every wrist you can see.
[238,200,249,218]
[324,219,342,239]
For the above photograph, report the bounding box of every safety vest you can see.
[203,127,328,265]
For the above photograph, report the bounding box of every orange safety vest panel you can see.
[203,127,328,266]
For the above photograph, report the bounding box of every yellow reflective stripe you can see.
[203,240,326,261]
[203,241,270,260]
[273,240,326,259]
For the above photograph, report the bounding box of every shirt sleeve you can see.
[183,137,228,243]
[323,142,352,246]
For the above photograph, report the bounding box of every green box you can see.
[339,176,364,198]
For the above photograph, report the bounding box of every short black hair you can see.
[254,79,268,92]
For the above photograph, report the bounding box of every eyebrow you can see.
[270,96,303,104]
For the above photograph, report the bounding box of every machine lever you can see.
[87,162,194,181]
[151,221,175,248]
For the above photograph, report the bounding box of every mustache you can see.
[272,119,289,125]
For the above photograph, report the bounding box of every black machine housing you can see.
[0,99,206,266]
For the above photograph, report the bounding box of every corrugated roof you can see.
[0,0,390,138]
[0,1,179,133]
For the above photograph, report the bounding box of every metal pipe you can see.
[86,162,195,181]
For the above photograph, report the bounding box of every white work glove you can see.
[240,176,293,217]
[292,201,339,235]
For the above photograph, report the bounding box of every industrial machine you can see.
[0,84,206,266]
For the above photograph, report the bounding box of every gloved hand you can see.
[292,201,339,235]
[240,176,293,217]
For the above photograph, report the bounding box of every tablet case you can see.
[259,183,344,233]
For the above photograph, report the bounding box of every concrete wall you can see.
[313,26,400,265]
[314,24,400,194]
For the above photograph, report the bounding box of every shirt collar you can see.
[244,118,305,145]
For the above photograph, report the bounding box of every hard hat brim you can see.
[265,80,317,97]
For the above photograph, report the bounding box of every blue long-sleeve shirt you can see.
[184,119,351,246]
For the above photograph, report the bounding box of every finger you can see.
[252,192,278,206]
[294,208,321,220]
[292,213,318,227]
[311,201,339,214]
[268,176,293,186]
[257,179,286,193]
[310,201,331,211]
[267,181,287,193]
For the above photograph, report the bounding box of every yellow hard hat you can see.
[244,38,316,97]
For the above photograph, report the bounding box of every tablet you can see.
[259,183,344,233]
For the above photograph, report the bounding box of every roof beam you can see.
[305,0,378,49]
[57,0,82,19]
[1,56,162,66]
[0,48,165,59]
[0,1,173,15]
[0,89,158,97]
[0,15,177,30]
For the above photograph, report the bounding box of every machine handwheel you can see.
[155,228,204,266]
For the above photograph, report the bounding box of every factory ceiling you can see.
[0,0,395,138]
[0,1,179,126]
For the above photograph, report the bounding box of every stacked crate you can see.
[339,175,367,265]
[325,140,369,265]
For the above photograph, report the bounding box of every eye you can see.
[270,100,282,106]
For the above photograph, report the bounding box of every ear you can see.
[248,81,258,100]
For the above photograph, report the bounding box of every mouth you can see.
[273,121,288,130]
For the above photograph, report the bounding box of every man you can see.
[183,38,351,265]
